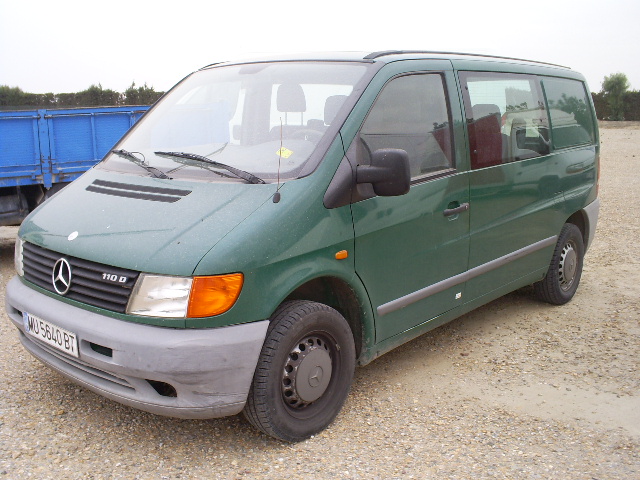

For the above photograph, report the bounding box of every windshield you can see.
[101,62,368,182]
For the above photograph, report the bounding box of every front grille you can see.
[22,242,140,313]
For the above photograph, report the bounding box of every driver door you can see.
[351,67,470,342]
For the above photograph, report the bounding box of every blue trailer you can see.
[0,105,149,225]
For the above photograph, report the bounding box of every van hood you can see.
[20,171,276,275]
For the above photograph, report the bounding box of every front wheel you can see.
[534,223,584,305]
[243,300,356,442]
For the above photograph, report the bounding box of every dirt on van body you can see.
[1,123,638,479]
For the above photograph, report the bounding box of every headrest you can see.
[472,103,501,120]
[324,95,347,125]
[277,83,306,113]
[510,117,526,128]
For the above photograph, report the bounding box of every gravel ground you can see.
[1,122,639,479]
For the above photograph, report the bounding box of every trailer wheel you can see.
[43,182,70,201]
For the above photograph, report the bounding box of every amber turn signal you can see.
[335,250,348,260]
[187,273,244,318]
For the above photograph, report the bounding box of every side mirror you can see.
[356,148,410,196]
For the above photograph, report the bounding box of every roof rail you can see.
[199,61,226,70]
[363,50,569,69]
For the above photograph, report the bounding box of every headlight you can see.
[127,273,243,318]
[14,238,24,276]
[127,275,192,318]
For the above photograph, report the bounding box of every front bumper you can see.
[5,276,269,419]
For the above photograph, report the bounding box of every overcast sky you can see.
[1,0,639,94]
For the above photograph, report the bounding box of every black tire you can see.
[534,223,584,305]
[243,300,356,442]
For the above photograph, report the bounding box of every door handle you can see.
[443,202,469,217]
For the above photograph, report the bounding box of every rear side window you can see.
[460,72,550,170]
[359,73,454,180]
[542,78,595,149]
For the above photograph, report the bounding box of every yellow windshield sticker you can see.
[276,147,294,159]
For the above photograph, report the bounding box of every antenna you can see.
[273,117,282,203]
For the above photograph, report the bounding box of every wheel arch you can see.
[564,196,600,254]
[566,210,586,242]
[280,276,373,360]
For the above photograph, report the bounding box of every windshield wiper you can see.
[111,149,171,179]
[154,150,265,184]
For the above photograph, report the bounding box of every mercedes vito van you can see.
[6,51,600,442]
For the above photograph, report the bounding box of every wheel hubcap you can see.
[282,335,333,408]
[559,241,578,291]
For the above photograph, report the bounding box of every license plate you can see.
[23,312,79,358]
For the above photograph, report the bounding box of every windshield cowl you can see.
[155,150,265,184]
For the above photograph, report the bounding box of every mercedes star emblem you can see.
[52,258,72,295]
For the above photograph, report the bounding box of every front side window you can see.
[358,73,454,180]
[542,78,595,149]
[100,62,368,182]
[460,72,550,170]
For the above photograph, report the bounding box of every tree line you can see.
[0,82,164,110]
[591,73,639,121]
[2,74,639,120]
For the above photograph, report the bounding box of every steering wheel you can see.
[289,129,324,142]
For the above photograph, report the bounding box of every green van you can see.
[6,51,600,442]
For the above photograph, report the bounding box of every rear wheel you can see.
[243,300,356,442]
[534,223,584,305]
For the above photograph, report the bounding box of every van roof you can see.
[202,51,571,71]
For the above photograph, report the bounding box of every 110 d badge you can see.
[102,273,128,284]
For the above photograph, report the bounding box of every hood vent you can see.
[86,179,191,203]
